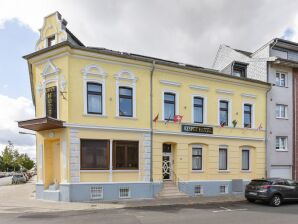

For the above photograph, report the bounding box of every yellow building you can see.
[19,12,270,201]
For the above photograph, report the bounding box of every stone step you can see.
[157,181,188,199]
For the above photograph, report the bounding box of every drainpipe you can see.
[265,81,272,178]
[150,60,156,194]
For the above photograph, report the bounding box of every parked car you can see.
[245,178,298,207]
[11,173,27,184]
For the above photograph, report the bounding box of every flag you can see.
[257,123,263,131]
[164,114,172,124]
[174,115,183,123]
[153,113,159,122]
[219,122,225,128]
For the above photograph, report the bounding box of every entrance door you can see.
[162,144,172,180]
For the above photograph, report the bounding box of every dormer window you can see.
[47,36,55,47]
[232,62,247,78]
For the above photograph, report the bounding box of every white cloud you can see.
[0,95,35,159]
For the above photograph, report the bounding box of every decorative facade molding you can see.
[189,84,209,91]
[159,80,181,87]
[216,89,234,95]
[241,93,257,99]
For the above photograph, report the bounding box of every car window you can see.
[250,180,271,186]
[274,180,286,185]
[286,180,297,186]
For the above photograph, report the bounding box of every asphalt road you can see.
[0,176,12,186]
[1,201,298,224]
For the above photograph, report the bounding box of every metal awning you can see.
[18,117,64,131]
[273,58,298,68]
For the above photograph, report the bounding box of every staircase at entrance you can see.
[157,181,188,198]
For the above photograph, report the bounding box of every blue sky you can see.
[0,19,38,99]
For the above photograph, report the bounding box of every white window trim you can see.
[84,79,106,116]
[218,98,232,127]
[192,145,203,171]
[219,185,229,194]
[275,104,288,119]
[276,136,288,151]
[162,90,179,121]
[241,148,251,171]
[90,186,103,200]
[194,185,203,196]
[119,187,131,199]
[276,71,288,87]
[218,146,229,172]
[242,102,255,128]
[192,94,208,124]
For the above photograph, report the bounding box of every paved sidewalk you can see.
[0,177,245,214]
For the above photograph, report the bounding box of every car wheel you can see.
[247,198,256,203]
[270,194,282,207]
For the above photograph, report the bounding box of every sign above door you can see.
[181,124,213,134]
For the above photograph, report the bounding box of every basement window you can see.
[90,186,103,200]
[194,185,203,196]
[219,185,228,194]
[119,187,131,199]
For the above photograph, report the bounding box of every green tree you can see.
[0,156,4,171]
[18,154,35,170]
[1,143,14,171]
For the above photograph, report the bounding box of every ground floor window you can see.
[192,147,202,170]
[219,148,228,170]
[113,141,139,169]
[242,149,250,170]
[80,140,109,170]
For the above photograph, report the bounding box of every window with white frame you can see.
[119,187,130,199]
[276,136,288,151]
[192,147,202,170]
[219,100,229,126]
[119,87,133,117]
[87,82,102,114]
[164,92,176,120]
[242,149,250,171]
[193,97,204,123]
[194,185,203,196]
[219,185,228,194]
[275,104,288,119]
[90,186,103,200]
[219,148,228,170]
[243,104,252,128]
[47,35,55,47]
[276,72,287,87]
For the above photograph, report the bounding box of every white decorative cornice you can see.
[241,93,257,99]
[41,60,60,77]
[81,64,108,79]
[216,89,234,95]
[159,80,181,87]
[189,84,209,91]
[114,70,138,83]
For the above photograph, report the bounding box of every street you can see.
[1,201,298,224]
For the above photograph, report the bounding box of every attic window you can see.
[232,62,247,78]
[47,36,55,47]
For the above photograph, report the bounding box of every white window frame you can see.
[242,102,255,128]
[275,104,288,119]
[276,136,288,151]
[218,146,229,171]
[192,94,208,124]
[194,185,203,196]
[192,145,203,171]
[90,186,103,200]
[119,187,131,199]
[219,185,229,194]
[241,148,251,171]
[84,80,106,116]
[218,98,232,127]
[162,90,179,121]
[275,72,287,87]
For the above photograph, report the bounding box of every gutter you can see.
[265,80,272,178]
[150,60,156,192]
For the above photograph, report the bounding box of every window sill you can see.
[80,170,109,173]
[218,170,230,173]
[241,170,252,173]
[276,117,288,120]
[192,170,204,173]
[276,149,289,152]
[83,114,107,118]
[112,170,139,172]
[115,116,137,120]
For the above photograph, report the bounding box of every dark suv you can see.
[245,178,298,207]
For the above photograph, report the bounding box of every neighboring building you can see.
[213,39,298,180]
[19,12,269,202]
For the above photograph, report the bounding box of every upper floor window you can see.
[192,147,202,170]
[219,100,229,126]
[276,136,288,151]
[244,104,252,128]
[193,97,204,123]
[87,83,102,114]
[276,104,288,119]
[164,92,176,120]
[119,87,133,117]
[46,86,57,119]
[232,62,247,78]
[47,36,55,47]
[80,139,109,170]
[113,141,138,169]
[219,148,228,170]
[276,72,286,87]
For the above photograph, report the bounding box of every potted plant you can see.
[232,119,237,128]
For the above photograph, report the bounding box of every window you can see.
[219,100,229,126]
[193,97,204,123]
[90,186,103,200]
[276,137,288,151]
[244,104,252,128]
[119,187,130,199]
[275,104,288,119]
[232,63,247,78]
[119,87,133,117]
[276,72,286,87]
[219,148,228,170]
[46,86,57,118]
[47,36,55,47]
[87,83,102,114]
[164,92,176,120]
[194,185,203,196]
[192,147,202,170]
[80,140,109,170]
[220,185,228,194]
[113,141,138,169]
[242,149,250,170]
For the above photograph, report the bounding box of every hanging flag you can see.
[164,113,172,124]
[257,123,263,131]
[174,115,183,123]
[153,113,159,122]
[219,122,225,128]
